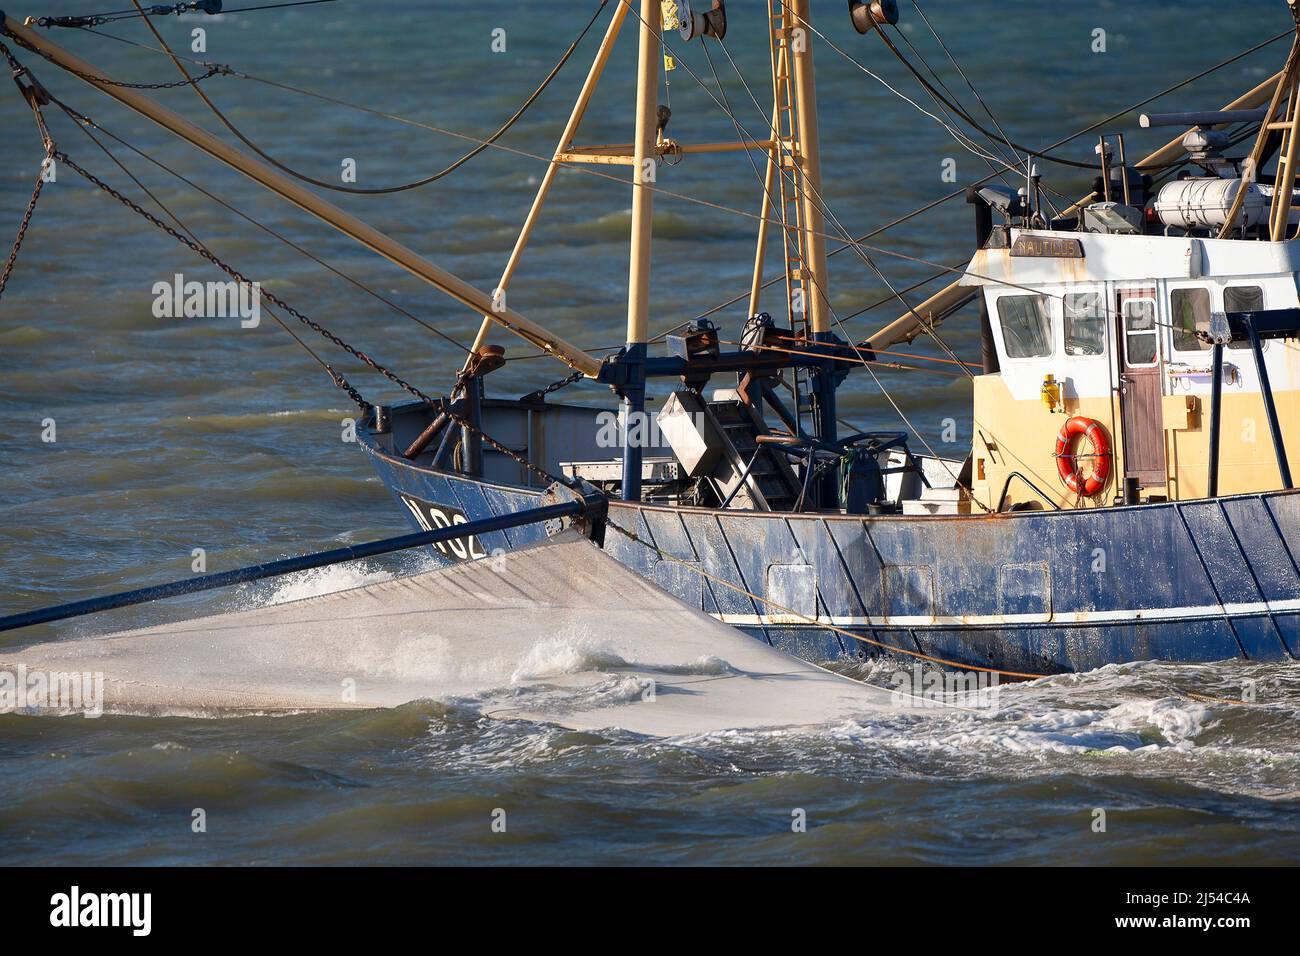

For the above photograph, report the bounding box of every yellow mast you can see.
[788,0,831,337]
[618,0,661,501]
[1218,5,1300,240]
[626,0,661,349]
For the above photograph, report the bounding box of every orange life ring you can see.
[1054,416,1112,497]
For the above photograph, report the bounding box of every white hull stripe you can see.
[714,597,1300,629]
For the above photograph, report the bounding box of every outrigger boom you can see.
[0,12,603,378]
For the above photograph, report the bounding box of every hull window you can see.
[997,294,1053,358]
[1064,291,1106,356]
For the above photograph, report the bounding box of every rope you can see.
[688,27,1292,328]
[0,42,566,476]
[888,12,1034,216]
[715,339,969,377]
[57,11,1287,268]
[62,107,379,392]
[49,133,567,491]
[51,147,428,409]
[13,12,1253,325]
[778,0,1110,171]
[603,7,989,505]
[908,0,1025,172]
[123,0,611,195]
[543,8,996,503]
[28,0,336,28]
[703,27,981,380]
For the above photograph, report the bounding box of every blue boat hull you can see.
[359,434,1300,675]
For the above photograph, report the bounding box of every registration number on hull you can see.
[398,494,488,561]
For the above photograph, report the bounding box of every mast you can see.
[788,0,831,339]
[620,0,661,502]
[1219,3,1300,240]
[0,15,602,379]
[785,0,838,504]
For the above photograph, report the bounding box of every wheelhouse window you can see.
[1171,287,1212,352]
[1063,291,1106,356]
[997,294,1052,359]
[1224,285,1265,350]
[1122,297,1159,366]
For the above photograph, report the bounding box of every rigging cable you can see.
[25,102,596,463]
[51,98,472,354]
[788,0,1102,170]
[74,119,364,391]
[10,17,1279,345]
[907,0,1025,174]
[604,5,987,494]
[789,0,1292,173]
[669,16,1054,499]
[620,0,970,371]
[121,0,611,194]
[705,26,978,377]
[29,1,337,29]
[885,14,1035,211]
[602,3,987,500]
[55,144,411,411]
[0,49,384,408]
[888,23,1027,182]
[71,13,1003,331]
[56,12,1286,252]
[689,24,1292,332]
[894,3,1073,218]
[784,0,1052,169]
[0,50,432,414]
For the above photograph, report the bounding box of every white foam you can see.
[510,631,629,683]
[256,551,442,606]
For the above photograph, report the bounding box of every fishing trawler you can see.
[2,1,1299,677]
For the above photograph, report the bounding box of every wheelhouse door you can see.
[1116,287,1166,488]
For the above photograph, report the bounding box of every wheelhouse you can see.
[965,229,1300,509]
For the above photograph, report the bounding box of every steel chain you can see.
[6,29,232,89]
[521,369,583,403]
[53,149,438,396]
[1,41,55,301]
[52,145,573,490]
[0,167,47,302]
[2,28,565,490]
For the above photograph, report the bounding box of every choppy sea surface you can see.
[1,0,1298,864]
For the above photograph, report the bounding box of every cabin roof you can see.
[961,228,1300,290]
